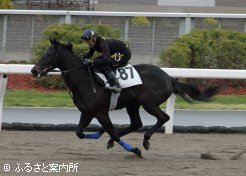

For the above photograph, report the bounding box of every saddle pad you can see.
[96,64,143,88]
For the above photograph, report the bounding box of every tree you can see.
[159,19,246,70]
[0,0,13,9]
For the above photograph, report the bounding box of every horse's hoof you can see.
[143,140,150,151]
[132,148,142,158]
[76,131,85,139]
[107,142,114,149]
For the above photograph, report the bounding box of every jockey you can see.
[81,29,131,93]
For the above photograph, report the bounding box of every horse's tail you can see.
[170,77,221,103]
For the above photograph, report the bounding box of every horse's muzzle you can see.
[31,65,50,78]
[31,66,39,77]
[31,65,45,78]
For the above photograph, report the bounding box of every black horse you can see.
[31,39,219,157]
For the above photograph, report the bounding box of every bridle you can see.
[41,46,86,76]
[37,44,97,94]
[50,46,97,94]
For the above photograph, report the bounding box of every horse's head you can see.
[31,38,65,78]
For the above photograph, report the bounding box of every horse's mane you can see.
[54,40,73,52]
[52,39,82,60]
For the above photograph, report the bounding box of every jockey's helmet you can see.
[81,29,97,41]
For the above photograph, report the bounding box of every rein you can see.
[49,51,97,94]
[49,52,86,75]
[51,64,85,74]
[40,45,97,94]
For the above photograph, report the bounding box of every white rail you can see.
[1,10,246,18]
[0,64,246,133]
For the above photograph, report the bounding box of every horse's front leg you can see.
[96,114,142,158]
[76,113,104,139]
[76,113,92,139]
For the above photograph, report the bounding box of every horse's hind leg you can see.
[142,105,170,151]
[97,114,142,158]
[107,104,143,149]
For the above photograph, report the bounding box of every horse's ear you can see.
[50,38,54,45]
[50,38,59,47]
[50,32,58,45]
[66,42,73,51]
[53,38,58,46]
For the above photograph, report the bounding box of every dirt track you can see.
[0,131,246,176]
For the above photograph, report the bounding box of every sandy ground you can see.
[0,131,246,176]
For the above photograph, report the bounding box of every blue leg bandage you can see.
[118,140,133,152]
[85,132,102,139]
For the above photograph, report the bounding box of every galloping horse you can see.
[31,39,220,157]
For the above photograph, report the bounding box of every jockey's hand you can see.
[83,59,93,66]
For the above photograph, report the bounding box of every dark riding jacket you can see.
[83,36,131,67]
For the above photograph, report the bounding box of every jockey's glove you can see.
[83,59,93,66]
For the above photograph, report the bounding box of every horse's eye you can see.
[45,51,53,58]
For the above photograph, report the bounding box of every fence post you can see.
[184,17,193,34]
[30,16,35,48]
[179,17,194,36]
[65,14,72,24]
[124,17,129,41]
[165,94,176,134]
[0,74,8,131]
[244,19,246,32]
[151,17,156,64]
[1,15,8,61]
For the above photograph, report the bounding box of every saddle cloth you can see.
[95,64,142,88]
[95,64,143,111]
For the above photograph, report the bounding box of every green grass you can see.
[4,90,74,107]
[4,90,246,110]
[194,95,245,110]
[160,96,246,110]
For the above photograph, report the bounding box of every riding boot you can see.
[104,71,121,93]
